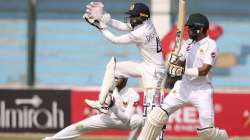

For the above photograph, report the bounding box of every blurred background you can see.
[0,0,250,88]
[0,0,250,139]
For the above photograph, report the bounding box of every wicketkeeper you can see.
[83,2,166,127]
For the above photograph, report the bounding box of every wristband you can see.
[184,68,199,77]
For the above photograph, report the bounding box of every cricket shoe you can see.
[85,99,109,114]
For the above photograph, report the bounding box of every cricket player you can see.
[83,2,166,118]
[43,78,143,140]
[138,13,230,140]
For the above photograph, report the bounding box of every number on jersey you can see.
[156,37,162,53]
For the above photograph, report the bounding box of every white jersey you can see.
[180,36,218,85]
[44,87,142,140]
[110,87,141,121]
[102,19,164,67]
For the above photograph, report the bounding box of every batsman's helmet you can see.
[125,3,150,28]
[186,13,209,30]
[186,13,209,40]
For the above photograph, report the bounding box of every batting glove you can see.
[167,52,181,64]
[167,63,184,77]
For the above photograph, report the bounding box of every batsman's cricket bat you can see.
[174,0,186,55]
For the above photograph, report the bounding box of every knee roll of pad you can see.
[197,127,229,140]
[148,107,168,127]
[137,107,168,140]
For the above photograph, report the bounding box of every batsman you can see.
[138,12,230,140]
[83,1,166,133]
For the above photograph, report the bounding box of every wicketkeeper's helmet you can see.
[126,3,150,18]
[125,3,150,28]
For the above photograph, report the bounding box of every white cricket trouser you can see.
[115,61,165,89]
[44,114,142,140]
[161,80,214,128]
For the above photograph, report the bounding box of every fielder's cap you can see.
[186,13,209,28]
[125,3,150,18]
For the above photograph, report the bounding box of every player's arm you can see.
[198,64,212,76]
[185,43,218,77]
[167,42,187,76]
[168,39,188,64]
[183,63,211,77]
[110,103,131,123]
[110,89,140,123]
[110,99,138,124]
[108,19,132,31]
[101,29,137,44]
[85,19,135,44]
[84,2,131,31]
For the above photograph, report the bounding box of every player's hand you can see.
[83,13,107,30]
[103,94,115,108]
[167,63,184,77]
[167,52,180,64]
[85,2,111,24]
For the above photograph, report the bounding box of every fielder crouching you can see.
[43,78,143,140]
[138,13,230,140]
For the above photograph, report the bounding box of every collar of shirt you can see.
[196,36,209,46]
[187,36,209,48]
[133,19,150,30]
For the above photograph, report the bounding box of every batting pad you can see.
[99,57,116,104]
[138,107,168,140]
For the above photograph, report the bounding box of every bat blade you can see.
[174,0,186,55]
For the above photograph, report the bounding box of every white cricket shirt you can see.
[110,87,140,120]
[180,36,218,85]
[102,20,164,67]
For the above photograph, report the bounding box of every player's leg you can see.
[85,60,142,113]
[197,127,229,140]
[43,114,118,140]
[128,114,143,140]
[137,107,168,140]
[141,65,166,140]
[98,56,117,104]
[43,123,81,140]
[142,64,166,112]
[191,84,229,140]
[138,80,187,140]
[85,57,117,113]
[115,61,143,78]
